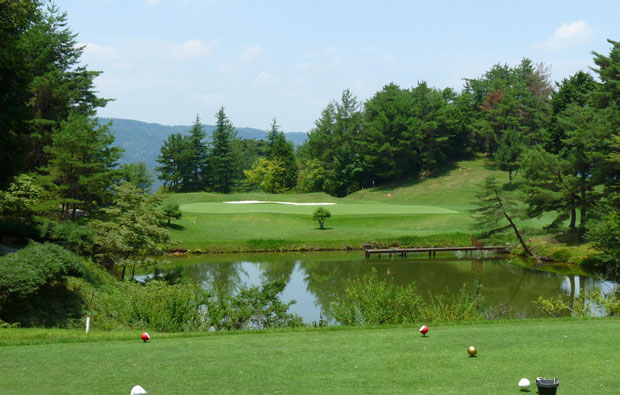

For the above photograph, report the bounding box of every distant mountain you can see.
[100,117,307,171]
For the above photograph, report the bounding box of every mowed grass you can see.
[2,318,619,394]
[166,156,521,251]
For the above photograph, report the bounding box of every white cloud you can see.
[82,42,119,58]
[289,77,308,87]
[324,46,344,68]
[173,39,217,59]
[295,61,315,72]
[535,21,594,50]
[239,45,262,62]
[375,54,398,66]
[253,71,279,85]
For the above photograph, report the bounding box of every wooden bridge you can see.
[364,245,507,258]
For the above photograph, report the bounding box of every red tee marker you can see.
[141,332,150,342]
[419,325,428,336]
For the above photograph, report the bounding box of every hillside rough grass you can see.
[163,155,598,265]
[167,156,511,252]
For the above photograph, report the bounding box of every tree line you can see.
[1,1,619,275]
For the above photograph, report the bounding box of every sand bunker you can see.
[224,200,336,206]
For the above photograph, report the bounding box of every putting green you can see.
[180,201,458,215]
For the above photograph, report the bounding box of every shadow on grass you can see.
[169,223,185,230]
[315,227,332,230]
[372,162,460,191]
[483,162,499,171]
[554,229,586,246]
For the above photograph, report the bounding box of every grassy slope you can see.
[2,318,618,394]
[166,156,512,251]
[164,155,594,261]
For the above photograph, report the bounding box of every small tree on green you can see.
[161,201,182,226]
[312,207,331,229]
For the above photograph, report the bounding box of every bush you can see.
[0,242,83,300]
[331,269,422,325]
[535,289,620,318]
[330,269,485,325]
[91,278,301,332]
[96,281,210,332]
[587,212,620,277]
[0,242,85,326]
[207,280,302,330]
[48,221,97,256]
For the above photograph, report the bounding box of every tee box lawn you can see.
[1,318,619,393]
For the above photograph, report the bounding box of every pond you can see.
[153,251,617,323]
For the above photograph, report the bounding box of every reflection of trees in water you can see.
[257,260,295,285]
[176,254,612,320]
[183,261,247,297]
[298,260,370,319]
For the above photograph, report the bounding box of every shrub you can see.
[535,289,620,318]
[330,269,485,325]
[0,242,85,326]
[49,221,97,256]
[331,269,422,325]
[207,280,302,330]
[0,242,83,300]
[95,281,210,332]
[92,279,302,332]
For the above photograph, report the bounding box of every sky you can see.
[58,0,620,133]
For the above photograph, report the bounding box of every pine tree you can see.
[22,4,109,171]
[0,0,40,188]
[264,118,298,191]
[44,112,122,221]
[207,107,238,193]
[184,115,208,191]
[156,133,190,192]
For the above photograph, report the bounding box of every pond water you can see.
[154,251,617,323]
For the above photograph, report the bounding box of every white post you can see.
[85,316,91,334]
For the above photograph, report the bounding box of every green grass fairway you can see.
[180,202,458,215]
[2,318,618,394]
[166,156,523,251]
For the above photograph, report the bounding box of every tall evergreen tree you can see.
[208,107,238,193]
[156,133,189,192]
[0,0,40,188]
[547,71,597,154]
[21,4,109,171]
[44,112,122,221]
[264,118,298,191]
[184,115,208,191]
[591,39,620,205]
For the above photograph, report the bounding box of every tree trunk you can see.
[580,172,587,228]
[121,264,126,281]
[168,218,171,226]
[503,211,534,257]
[569,204,576,230]
[495,190,540,261]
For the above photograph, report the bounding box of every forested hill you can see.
[100,117,307,169]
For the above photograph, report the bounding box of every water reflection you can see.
[161,252,614,323]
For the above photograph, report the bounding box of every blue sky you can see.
[59,0,620,132]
